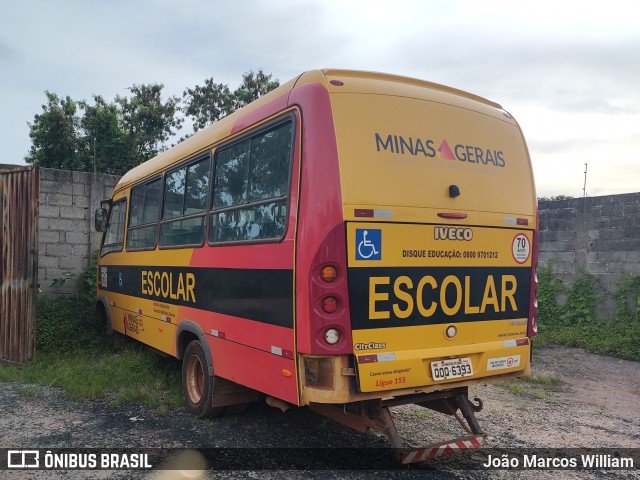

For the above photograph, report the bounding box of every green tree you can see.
[27,86,181,174]
[25,91,84,170]
[26,70,278,173]
[182,69,279,134]
[116,83,182,162]
[79,95,134,175]
[233,69,280,109]
[182,78,233,132]
[538,195,573,201]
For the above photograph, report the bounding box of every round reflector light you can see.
[325,328,340,345]
[446,325,457,338]
[322,296,338,313]
[321,265,337,282]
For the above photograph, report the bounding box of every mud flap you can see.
[211,376,260,408]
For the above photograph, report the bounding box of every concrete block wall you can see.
[538,192,640,318]
[38,168,120,294]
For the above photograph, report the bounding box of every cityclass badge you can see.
[354,341,387,351]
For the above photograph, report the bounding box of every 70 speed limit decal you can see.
[511,233,531,264]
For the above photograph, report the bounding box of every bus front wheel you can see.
[182,341,224,418]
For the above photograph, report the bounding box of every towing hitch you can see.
[309,388,486,464]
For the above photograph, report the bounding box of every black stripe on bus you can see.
[348,266,531,330]
[101,266,294,329]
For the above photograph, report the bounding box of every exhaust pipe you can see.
[266,396,291,413]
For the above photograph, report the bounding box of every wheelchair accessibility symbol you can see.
[356,229,382,260]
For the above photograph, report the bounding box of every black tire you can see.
[182,341,225,418]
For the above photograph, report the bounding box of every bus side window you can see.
[159,156,210,247]
[126,178,161,250]
[101,199,126,255]
[209,119,293,243]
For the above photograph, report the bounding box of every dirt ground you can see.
[0,346,638,479]
[479,346,640,449]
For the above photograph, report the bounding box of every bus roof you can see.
[115,69,511,192]
[321,69,502,109]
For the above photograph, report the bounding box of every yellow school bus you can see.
[95,69,538,463]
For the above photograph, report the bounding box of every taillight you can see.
[322,295,338,313]
[324,328,341,345]
[321,265,337,282]
[307,224,352,354]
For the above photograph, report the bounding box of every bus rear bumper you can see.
[299,349,531,406]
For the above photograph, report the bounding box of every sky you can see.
[1,0,639,198]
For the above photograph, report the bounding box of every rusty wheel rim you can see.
[186,354,204,404]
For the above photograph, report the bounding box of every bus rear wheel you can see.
[182,341,224,418]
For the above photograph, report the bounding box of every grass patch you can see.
[223,416,239,428]
[521,374,565,392]
[498,373,567,402]
[412,410,433,419]
[536,322,640,361]
[0,254,186,414]
[529,391,554,402]
[502,382,523,395]
[0,347,184,414]
[19,385,44,398]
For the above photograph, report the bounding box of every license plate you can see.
[431,357,473,381]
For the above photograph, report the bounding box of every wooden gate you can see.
[0,165,39,364]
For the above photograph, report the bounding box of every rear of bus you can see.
[295,71,537,458]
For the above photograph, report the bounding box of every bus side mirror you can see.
[95,207,107,232]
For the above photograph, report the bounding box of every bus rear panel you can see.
[298,70,537,404]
